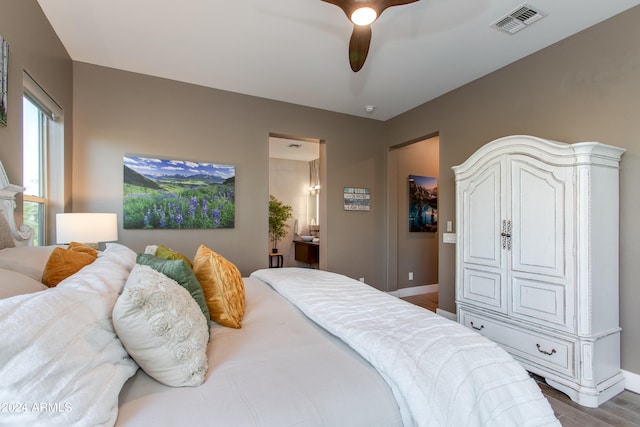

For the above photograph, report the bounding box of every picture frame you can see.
[408,175,437,232]
[0,36,8,127]
[123,154,235,229]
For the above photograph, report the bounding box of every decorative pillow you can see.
[136,254,210,326]
[68,241,98,258]
[0,245,59,281]
[192,244,245,329]
[42,243,98,287]
[112,264,209,387]
[0,247,138,426]
[155,244,193,269]
[0,213,15,250]
[0,268,47,299]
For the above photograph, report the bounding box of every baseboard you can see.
[388,284,438,297]
[436,308,457,321]
[623,369,640,393]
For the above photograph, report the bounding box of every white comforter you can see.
[0,244,139,427]
[251,268,560,427]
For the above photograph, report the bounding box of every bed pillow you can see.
[192,244,245,328]
[0,268,47,299]
[112,264,209,387]
[155,244,193,269]
[42,243,98,287]
[0,244,138,426]
[136,254,210,325]
[0,245,59,281]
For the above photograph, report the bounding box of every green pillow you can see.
[136,254,210,331]
[155,244,193,269]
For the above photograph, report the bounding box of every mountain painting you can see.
[123,155,235,229]
[408,175,437,232]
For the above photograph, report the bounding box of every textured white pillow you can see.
[0,268,47,299]
[113,264,209,387]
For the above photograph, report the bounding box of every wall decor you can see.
[408,175,437,232]
[343,187,370,211]
[0,36,8,127]
[123,154,235,229]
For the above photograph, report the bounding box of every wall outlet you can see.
[359,277,365,283]
[408,272,413,281]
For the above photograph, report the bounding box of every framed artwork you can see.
[344,187,370,211]
[123,154,235,229]
[408,175,437,232]
[0,36,8,127]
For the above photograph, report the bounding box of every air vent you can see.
[492,4,545,34]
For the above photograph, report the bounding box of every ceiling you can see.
[37,0,640,121]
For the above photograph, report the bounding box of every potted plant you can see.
[269,194,293,253]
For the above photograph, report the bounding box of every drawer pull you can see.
[470,321,484,331]
[536,343,557,356]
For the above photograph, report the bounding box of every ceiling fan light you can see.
[351,7,377,26]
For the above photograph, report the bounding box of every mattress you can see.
[116,277,403,427]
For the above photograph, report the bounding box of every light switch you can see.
[443,233,456,244]
[447,221,453,232]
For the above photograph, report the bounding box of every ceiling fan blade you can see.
[378,0,420,12]
[320,0,352,18]
[349,24,372,72]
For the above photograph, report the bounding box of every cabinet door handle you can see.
[536,343,557,356]
[501,220,512,250]
[470,321,484,331]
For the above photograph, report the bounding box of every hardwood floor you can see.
[401,292,640,426]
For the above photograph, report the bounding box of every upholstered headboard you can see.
[0,160,34,248]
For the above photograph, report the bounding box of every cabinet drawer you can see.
[459,308,575,378]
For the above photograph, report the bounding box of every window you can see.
[22,72,64,245]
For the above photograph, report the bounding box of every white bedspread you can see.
[0,243,138,427]
[116,277,403,427]
[251,268,560,427]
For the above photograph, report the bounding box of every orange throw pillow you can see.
[42,243,98,287]
[192,244,245,328]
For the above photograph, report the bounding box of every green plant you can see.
[269,194,293,251]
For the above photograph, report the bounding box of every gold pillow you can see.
[155,244,193,269]
[42,242,98,287]
[192,244,245,328]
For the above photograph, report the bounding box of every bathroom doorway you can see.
[387,135,440,297]
[269,135,323,268]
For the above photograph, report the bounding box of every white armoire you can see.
[453,135,625,407]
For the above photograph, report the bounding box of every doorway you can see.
[387,135,440,298]
[269,135,322,267]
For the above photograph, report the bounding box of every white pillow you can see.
[0,245,59,280]
[0,247,138,427]
[113,264,209,387]
[0,268,47,299]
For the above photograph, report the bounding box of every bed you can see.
[0,167,560,426]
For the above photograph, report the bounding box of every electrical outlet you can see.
[359,277,365,283]
[409,272,413,281]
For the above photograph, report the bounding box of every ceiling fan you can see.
[321,0,420,72]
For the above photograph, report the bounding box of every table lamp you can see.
[56,213,118,249]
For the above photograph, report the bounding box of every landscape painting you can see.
[123,155,235,229]
[408,175,437,232]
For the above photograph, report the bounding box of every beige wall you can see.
[0,0,73,236]
[389,137,439,290]
[72,62,388,283]
[385,6,640,373]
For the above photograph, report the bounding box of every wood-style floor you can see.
[400,292,640,426]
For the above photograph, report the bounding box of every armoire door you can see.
[508,155,574,331]
[457,156,508,313]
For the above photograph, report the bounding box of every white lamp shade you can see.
[56,213,118,244]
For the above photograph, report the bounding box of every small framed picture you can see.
[0,36,8,127]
